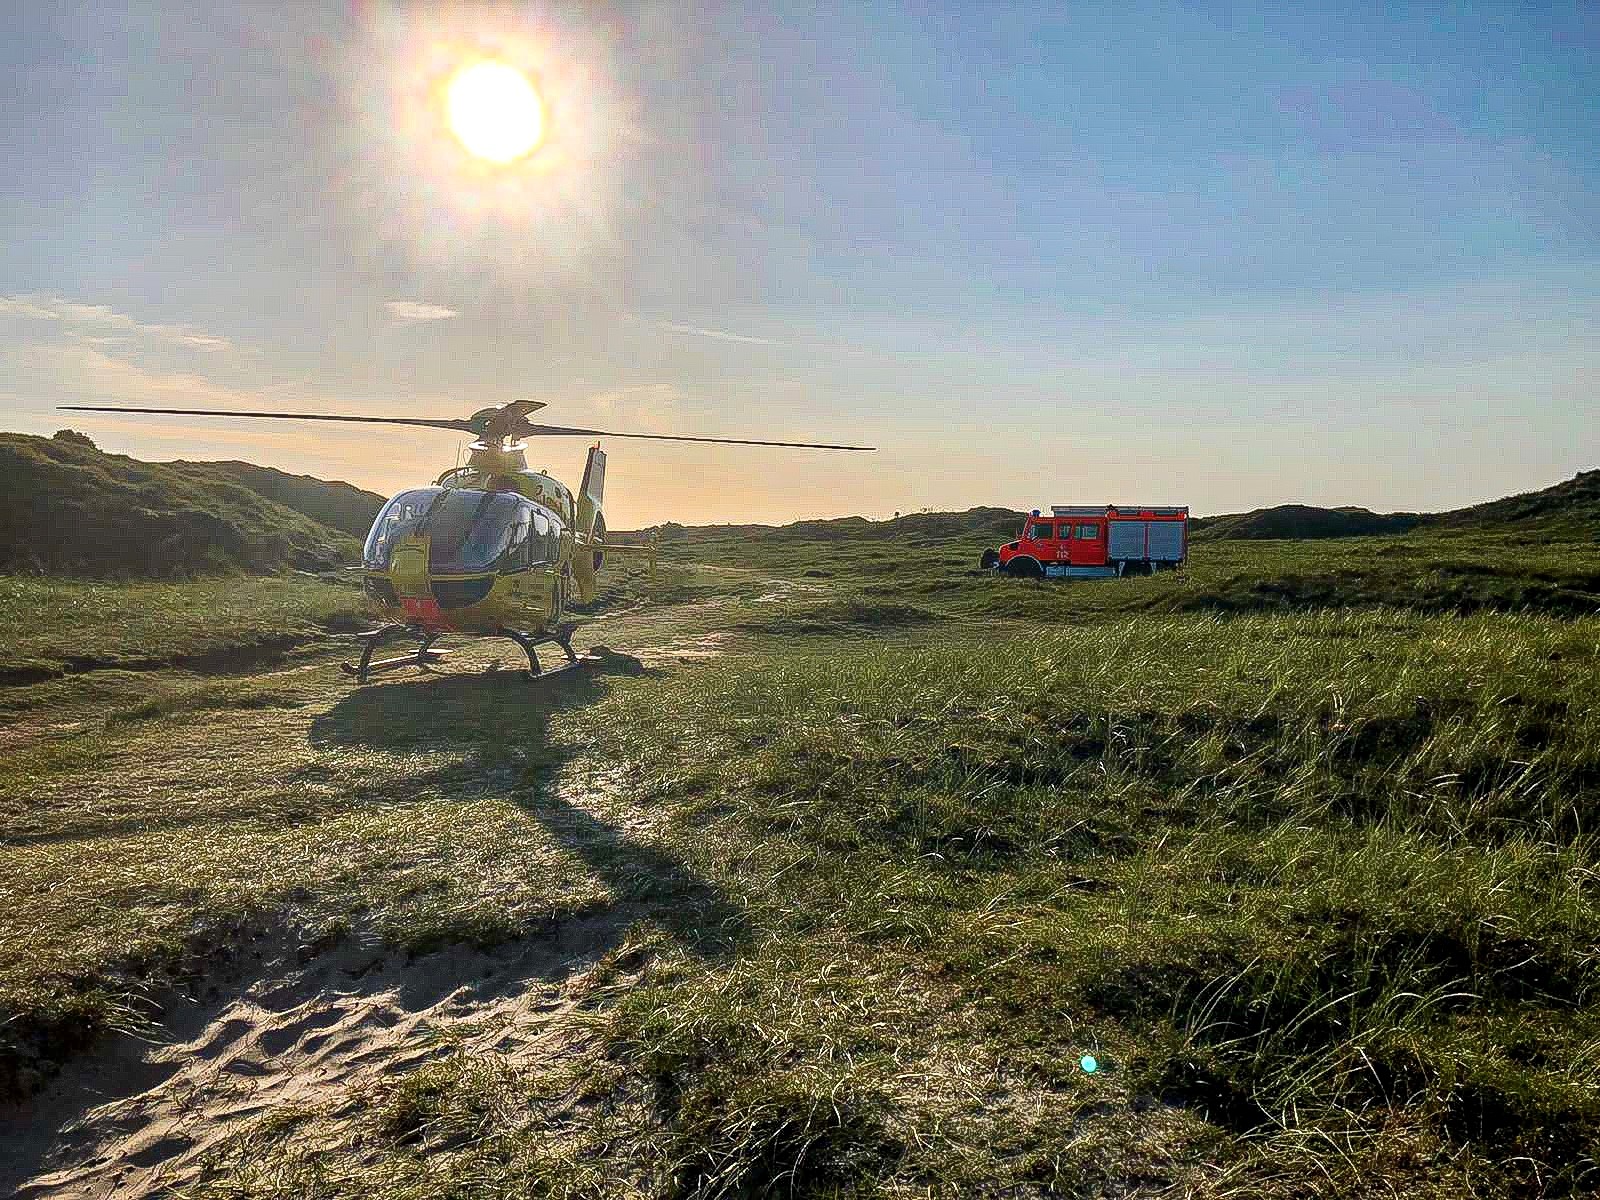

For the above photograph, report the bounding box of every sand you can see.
[3,907,639,1199]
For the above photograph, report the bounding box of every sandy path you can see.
[3,906,639,1199]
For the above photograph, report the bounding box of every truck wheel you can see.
[980,548,999,570]
[1005,557,1044,579]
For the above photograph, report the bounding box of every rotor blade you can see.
[519,422,876,451]
[57,405,480,434]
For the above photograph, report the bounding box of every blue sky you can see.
[1,2,1595,524]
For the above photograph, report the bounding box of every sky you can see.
[1,1,1595,526]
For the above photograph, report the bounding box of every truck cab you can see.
[1021,516,1061,567]
[1009,516,1107,568]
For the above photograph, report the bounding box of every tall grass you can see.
[582,610,1600,1194]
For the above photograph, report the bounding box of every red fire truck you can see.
[981,505,1189,578]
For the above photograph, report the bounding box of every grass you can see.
[0,573,373,744]
[0,573,371,675]
[580,612,1600,1195]
[3,529,1599,1197]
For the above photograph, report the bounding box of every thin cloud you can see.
[658,320,777,346]
[7,342,259,410]
[0,297,58,322]
[385,300,459,322]
[0,294,232,351]
[581,383,692,434]
[175,332,230,350]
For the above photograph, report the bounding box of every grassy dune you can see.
[0,432,380,577]
[3,527,1598,1197]
[673,520,1600,622]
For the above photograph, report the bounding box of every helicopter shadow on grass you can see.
[309,662,611,762]
[308,661,746,959]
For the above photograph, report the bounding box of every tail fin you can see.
[573,444,606,601]
[577,444,605,535]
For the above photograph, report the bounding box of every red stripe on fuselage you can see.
[400,596,450,630]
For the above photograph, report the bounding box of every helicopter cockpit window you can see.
[423,490,535,575]
[506,508,533,569]
[528,507,562,566]
[363,487,443,569]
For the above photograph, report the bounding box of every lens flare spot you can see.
[446,60,544,163]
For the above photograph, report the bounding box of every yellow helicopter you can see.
[59,400,874,681]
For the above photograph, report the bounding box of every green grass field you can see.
[3,521,1598,1197]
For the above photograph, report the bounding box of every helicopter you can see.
[59,400,874,681]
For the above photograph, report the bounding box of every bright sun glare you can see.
[446,60,544,164]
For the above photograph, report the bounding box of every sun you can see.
[445,60,545,164]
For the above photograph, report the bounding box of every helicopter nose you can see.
[390,545,429,596]
[431,576,495,608]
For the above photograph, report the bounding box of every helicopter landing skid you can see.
[341,623,590,684]
[501,622,583,679]
[341,625,448,684]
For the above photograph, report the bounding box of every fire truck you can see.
[980,505,1189,578]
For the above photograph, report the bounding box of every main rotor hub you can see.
[471,399,548,444]
[466,439,529,475]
